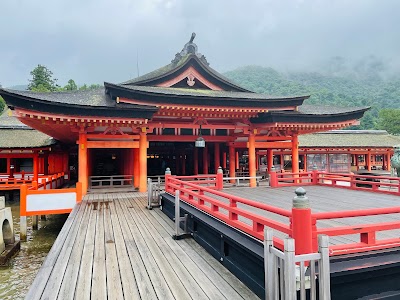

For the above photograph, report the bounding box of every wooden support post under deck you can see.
[139,131,147,192]
[291,134,299,174]
[78,132,88,195]
[194,148,199,175]
[229,145,236,183]
[203,146,208,174]
[214,143,220,173]
[33,154,39,183]
[248,133,256,187]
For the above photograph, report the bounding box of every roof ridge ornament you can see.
[171,33,209,66]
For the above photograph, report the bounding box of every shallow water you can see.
[0,201,67,300]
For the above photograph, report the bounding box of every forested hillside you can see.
[224,66,400,130]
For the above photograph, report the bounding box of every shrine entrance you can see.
[88,148,134,190]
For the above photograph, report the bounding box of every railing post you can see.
[216,166,223,190]
[269,167,278,187]
[165,167,171,193]
[312,165,318,185]
[291,187,314,254]
[318,235,331,300]
[147,178,153,209]
[32,180,38,190]
[284,238,297,300]
[264,228,275,300]
[20,184,27,241]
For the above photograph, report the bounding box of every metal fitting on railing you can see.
[165,167,171,176]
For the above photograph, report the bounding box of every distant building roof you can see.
[0,109,55,148]
[299,130,400,148]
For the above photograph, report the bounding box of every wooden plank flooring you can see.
[26,192,258,300]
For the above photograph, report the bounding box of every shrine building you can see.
[0,34,369,195]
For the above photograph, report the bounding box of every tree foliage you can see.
[377,109,400,135]
[64,79,78,91]
[224,66,400,130]
[0,96,5,113]
[28,64,59,92]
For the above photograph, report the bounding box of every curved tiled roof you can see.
[1,88,113,107]
[121,53,250,92]
[299,130,400,148]
[0,109,55,148]
[106,83,310,101]
[0,129,55,148]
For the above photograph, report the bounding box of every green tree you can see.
[64,79,78,91]
[28,64,59,92]
[376,109,400,134]
[0,96,5,113]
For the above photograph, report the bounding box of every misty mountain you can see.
[224,66,400,130]
[7,85,28,91]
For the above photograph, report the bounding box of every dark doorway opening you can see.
[90,149,125,176]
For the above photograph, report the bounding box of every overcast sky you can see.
[1,0,399,87]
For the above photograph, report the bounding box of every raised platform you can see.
[221,185,400,245]
[26,192,257,299]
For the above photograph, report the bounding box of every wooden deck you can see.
[221,185,400,245]
[26,192,258,300]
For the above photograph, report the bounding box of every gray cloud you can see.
[1,0,399,86]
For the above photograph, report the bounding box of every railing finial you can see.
[165,167,171,175]
[293,187,309,209]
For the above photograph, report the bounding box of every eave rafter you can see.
[255,120,359,134]
[13,109,148,128]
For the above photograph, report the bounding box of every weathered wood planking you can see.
[26,191,258,299]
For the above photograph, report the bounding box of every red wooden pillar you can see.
[387,152,391,171]
[33,153,39,182]
[222,151,227,170]
[133,148,139,188]
[139,131,147,192]
[248,133,256,187]
[214,143,220,173]
[267,149,273,172]
[203,146,208,174]
[367,150,372,171]
[229,145,236,183]
[235,151,239,170]
[291,134,299,174]
[78,131,88,195]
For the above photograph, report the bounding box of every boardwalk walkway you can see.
[26,192,258,300]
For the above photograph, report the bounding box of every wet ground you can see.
[0,201,67,299]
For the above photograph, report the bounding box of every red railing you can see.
[165,174,291,250]
[314,206,400,256]
[270,170,400,196]
[166,173,400,256]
